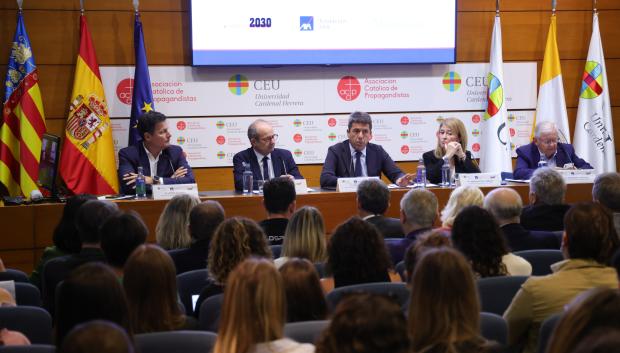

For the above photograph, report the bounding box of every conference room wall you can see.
[1,0,619,192]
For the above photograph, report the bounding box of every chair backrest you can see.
[199,293,224,332]
[0,269,30,283]
[270,245,282,259]
[0,306,53,344]
[15,282,42,307]
[284,320,330,344]
[326,282,410,312]
[480,312,508,345]
[477,276,528,316]
[0,344,56,353]
[395,261,407,282]
[537,313,562,353]
[513,250,564,276]
[135,331,217,353]
[176,269,209,316]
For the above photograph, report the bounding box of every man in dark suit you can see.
[592,172,620,236]
[320,111,414,188]
[514,121,592,180]
[118,111,195,194]
[233,119,303,192]
[357,179,403,238]
[521,167,570,231]
[484,188,560,251]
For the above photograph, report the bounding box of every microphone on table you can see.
[30,190,43,203]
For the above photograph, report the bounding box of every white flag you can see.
[535,15,571,143]
[573,12,615,173]
[479,15,512,173]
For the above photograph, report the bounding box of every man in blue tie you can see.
[320,111,414,188]
[232,119,303,192]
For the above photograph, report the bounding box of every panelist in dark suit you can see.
[514,121,593,180]
[423,117,480,184]
[320,111,413,188]
[233,119,303,192]
[118,111,194,195]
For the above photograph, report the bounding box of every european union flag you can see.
[129,12,154,146]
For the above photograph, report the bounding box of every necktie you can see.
[354,151,363,177]
[262,156,270,180]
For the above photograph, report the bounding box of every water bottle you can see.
[441,157,451,187]
[537,159,548,169]
[416,158,426,188]
[242,162,254,194]
[135,166,146,199]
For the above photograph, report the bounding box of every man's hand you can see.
[123,173,153,187]
[172,167,188,179]
[396,173,415,187]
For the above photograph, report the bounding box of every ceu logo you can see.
[300,16,313,31]
[116,78,134,105]
[293,134,303,143]
[401,145,410,154]
[216,121,225,129]
[484,73,503,120]
[294,149,303,157]
[580,61,604,99]
[328,132,337,141]
[216,135,226,145]
[293,119,302,127]
[327,117,337,127]
[337,76,361,101]
[442,71,461,92]
[228,74,249,95]
[176,136,185,145]
[400,116,409,125]
[472,129,480,137]
[472,143,480,152]
[176,121,186,131]
[217,151,225,160]
[507,114,516,123]
[400,131,408,139]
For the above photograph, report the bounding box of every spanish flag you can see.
[0,11,46,197]
[59,14,118,195]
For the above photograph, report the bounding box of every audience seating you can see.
[270,245,282,259]
[15,282,42,307]
[0,306,53,344]
[513,250,564,276]
[477,276,528,316]
[0,345,56,353]
[176,269,209,316]
[395,261,406,282]
[198,293,224,332]
[325,282,410,312]
[537,313,562,353]
[0,269,30,283]
[284,320,329,344]
[135,330,217,353]
[480,312,508,345]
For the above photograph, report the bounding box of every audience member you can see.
[521,167,569,231]
[0,328,30,346]
[403,230,452,284]
[213,258,314,353]
[155,194,201,250]
[569,329,620,353]
[484,188,560,251]
[356,179,404,238]
[322,217,398,292]
[259,177,296,245]
[195,217,271,317]
[440,185,484,229]
[452,206,532,277]
[55,262,131,346]
[0,288,15,306]
[316,293,409,353]
[592,172,620,235]
[169,200,225,274]
[123,244,197,333]
[504,202,619,353]
[60,320,134,353]
[30,194,96,289]
[275,206,326,268]
[100,211,148,277]
[279,258,327,322]
[409,247,499,353]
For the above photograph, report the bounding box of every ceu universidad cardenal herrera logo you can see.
[442,71,461,92]
[228,74,249,95]
[484,73,503,120]
[300,16,313,31]
[580,61,603,99]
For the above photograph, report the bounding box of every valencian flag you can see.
[534,14,571,143]
[129,11,154,146]
[58,14,119,195]
[573,12,615,173]
[0,11,46,197]
[479,14,512,174]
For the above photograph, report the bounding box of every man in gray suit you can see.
[356,179,404,238]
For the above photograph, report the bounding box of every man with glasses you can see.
[320,111,414,188]
[514,121,592,180]
[233,119,303,192]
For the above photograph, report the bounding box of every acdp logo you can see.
[401,145,410,154]
[216,136,226,145]
[472,114,481,124]
[400,116,409,125]
[116,78,134,105]
[472,143,481,152]
[228,74,249,95]
[176,121,186,131]
[293,134,303,143]
[327,118,337,127]
[337,76,361,101]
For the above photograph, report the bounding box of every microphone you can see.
[30,190,43,202]
[562,144,575,169]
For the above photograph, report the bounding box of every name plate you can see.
[458,173,502,187]
[556,169,596,184]
[336,176,380,192]
[293,179,309,194]
[152,183,200,200]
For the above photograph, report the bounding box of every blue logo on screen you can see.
[300,16,313,31]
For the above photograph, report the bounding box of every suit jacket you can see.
[520,204,571,232]
[320,141,404,188]
[500,223,561,252]
[232,148,303,192]
[117,144,195,195]
[169,240,209,275]
[385,227,433,265]
[514,142,593,180]
[365,215,404,238]
[422,150,480,185]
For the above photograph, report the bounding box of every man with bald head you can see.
[484,187,560,251]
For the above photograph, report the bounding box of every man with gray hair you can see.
[484,188,560,251]
[233,119,303,191]
[592,172,620,235]
[514,121,592,180]
[520,167,570,231]
[356,179,404,238]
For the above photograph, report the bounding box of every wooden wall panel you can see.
[0,0,187,11]
[458,0,620,12]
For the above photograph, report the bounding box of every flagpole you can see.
[16,0,22,13]
[496,0,500,16]
[79,0,84,15]
[552,0,556,16]
[133,0,139,13]
[593,0,597,14]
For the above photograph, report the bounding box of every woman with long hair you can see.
[279,258,327,322]
[275,206,327,268]
[213,258,314,353]
[440,186,484,229]
[155,194,200,249]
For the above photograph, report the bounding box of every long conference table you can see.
[0,183,594,273]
